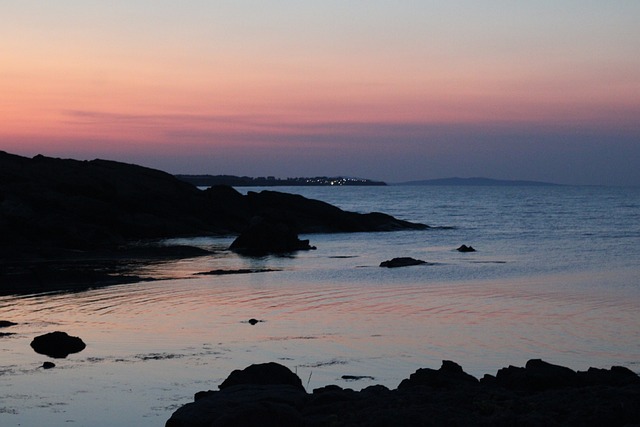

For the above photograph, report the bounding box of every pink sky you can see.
[2,2,639,185]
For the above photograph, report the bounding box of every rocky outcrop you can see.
[482,358,640,390]
[457,244,476,252]
[398,360,478,388]
[1,151,427,292]
[219,362,305,391]
[166,360,640,427]
[229,219,316,255]
[0,151,426,259]
[30,331,86,358]
[380,257,427,268]
[233,189,428,233]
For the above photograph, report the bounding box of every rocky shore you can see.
[166,360,640,427]
[0,151,426,293]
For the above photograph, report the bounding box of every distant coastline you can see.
[176,174,561,187]
[396,177,561,186]
[175,175,387,187]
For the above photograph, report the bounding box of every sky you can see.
[1,1,639,185]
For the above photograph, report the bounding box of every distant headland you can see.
[175,175,386,187]
[396,177,561,186]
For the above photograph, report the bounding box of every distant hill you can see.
[396,177,560,187]
[176,175,386,187]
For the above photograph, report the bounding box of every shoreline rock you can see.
[1,151,427,292]
[1,151,426,256]
[166,360,640,427]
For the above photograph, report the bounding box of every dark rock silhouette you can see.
[1,151,427,292]
[0,320,17,328]
[30,331,86,358]
[482,358,640,390]
[0,151,426,254]
[195,268,276,276]
[398,360,479,388]
[457,244,476,252]
[380,257,427,268]
[229,219,316,255]
[166,360,640,427]
[219,362,305,391]
[42,361,56,369]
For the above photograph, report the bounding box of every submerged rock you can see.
[380,257,427,268]
[0,320,18,328]
[456,244,476,252]
[30,331,86,358]
[195,268,276,276]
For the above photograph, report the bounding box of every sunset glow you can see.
[2,2,639,185]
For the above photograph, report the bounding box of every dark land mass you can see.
[397,177,560,186]
[0,151,425,294]
[167,360,640,427]
[176,174,387,187]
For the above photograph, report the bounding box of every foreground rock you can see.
[166,360,640,427]
[219,362,305,391]
[30,331,86,358]
[380,257,427,268]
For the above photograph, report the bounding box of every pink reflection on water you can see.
[1,267,639,426]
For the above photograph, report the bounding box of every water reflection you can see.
[1,248,639,426]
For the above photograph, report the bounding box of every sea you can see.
[1,185,639,426]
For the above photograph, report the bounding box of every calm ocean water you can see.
[1,185,639,426]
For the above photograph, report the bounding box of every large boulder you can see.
[30,331,86,358]
[219,362,305,391]
[167,363,307,427]
[167,385,307,427]
[229,219,316,255]
[492,359,578,390]
[577,365,640,386]
[398,360,479,389]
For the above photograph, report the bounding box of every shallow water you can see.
[1,185,639,426]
